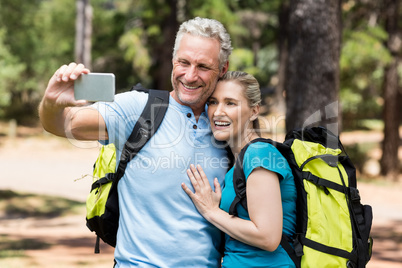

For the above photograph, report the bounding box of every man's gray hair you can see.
[173,17,232,70]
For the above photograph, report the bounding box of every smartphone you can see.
[74,73,115,102]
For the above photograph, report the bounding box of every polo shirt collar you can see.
[169,95,209,121]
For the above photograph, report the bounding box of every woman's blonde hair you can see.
[219,71,262,134]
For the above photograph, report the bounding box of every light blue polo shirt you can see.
[94,90,229,268]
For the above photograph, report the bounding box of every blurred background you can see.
[0,0,401,267]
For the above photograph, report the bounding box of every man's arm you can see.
[39,63,108,141]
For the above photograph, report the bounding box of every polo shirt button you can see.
[187,113,192,118]
[193,125,197,129]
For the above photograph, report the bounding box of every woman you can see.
[181,71,297,267]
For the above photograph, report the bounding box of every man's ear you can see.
[220,61,229,77]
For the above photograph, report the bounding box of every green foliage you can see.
[188,0,235,24]
[340,26,391,128]
[0,29,25,114]
[229,46,277,86]
[230,49,255,70]
[0,0,396,130]
[0,0,281,123]
[341,26,391,71]
[256,45,279,86]
[34,0,76,76]
[119,28,152,84]
[0,0,76,124]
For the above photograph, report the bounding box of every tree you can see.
[0,0,75,124]
[380,0,401,181]
[0,28,25,117]
[151,0,179,90]
[284,0,342,135]
[275,2,289,116]
[339,1,394,131]
[75,0,93,68]
[116,0,180,89]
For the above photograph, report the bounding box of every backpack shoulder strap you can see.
[229,137,301,267]
[229,137,273,216]
[114,88,170,180]
[130,83,148,93]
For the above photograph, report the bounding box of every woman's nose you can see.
[214,104,225,116]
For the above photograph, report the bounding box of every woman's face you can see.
[207,80,258,144]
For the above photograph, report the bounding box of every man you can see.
[39,17,232,267]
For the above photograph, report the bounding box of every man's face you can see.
[171,34,227,115]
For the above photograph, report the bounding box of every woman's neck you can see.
[229,130,260,156]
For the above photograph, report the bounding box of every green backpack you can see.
[85,87,170,253]
[230,127,373,268]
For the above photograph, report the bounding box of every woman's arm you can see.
[182,164,283,251]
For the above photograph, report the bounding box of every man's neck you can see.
[170,91,205,122]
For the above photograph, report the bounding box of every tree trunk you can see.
[75,0,92,68]
[275,2,289,116]
[153,0,178,91]
[380,0,401,181]
[285,0,342,136]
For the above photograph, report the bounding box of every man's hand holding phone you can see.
[44,63,91,108]
[44,63,115,111]
[74,73,115,102]
[40,62,113,140]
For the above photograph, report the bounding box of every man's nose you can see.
[185,66,198,82]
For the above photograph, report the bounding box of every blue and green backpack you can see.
[85,86,169,253]
[230,127,373,268]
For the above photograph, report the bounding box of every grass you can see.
[0,190,84,218]
[0,235,51,252]
[0,191,85,262]
[0,249,26,259]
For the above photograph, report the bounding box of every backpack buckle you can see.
[293,234,304,257]
[349,187,361,202]
[347,260,357,268]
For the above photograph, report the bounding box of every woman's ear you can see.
[250,105,260,121]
